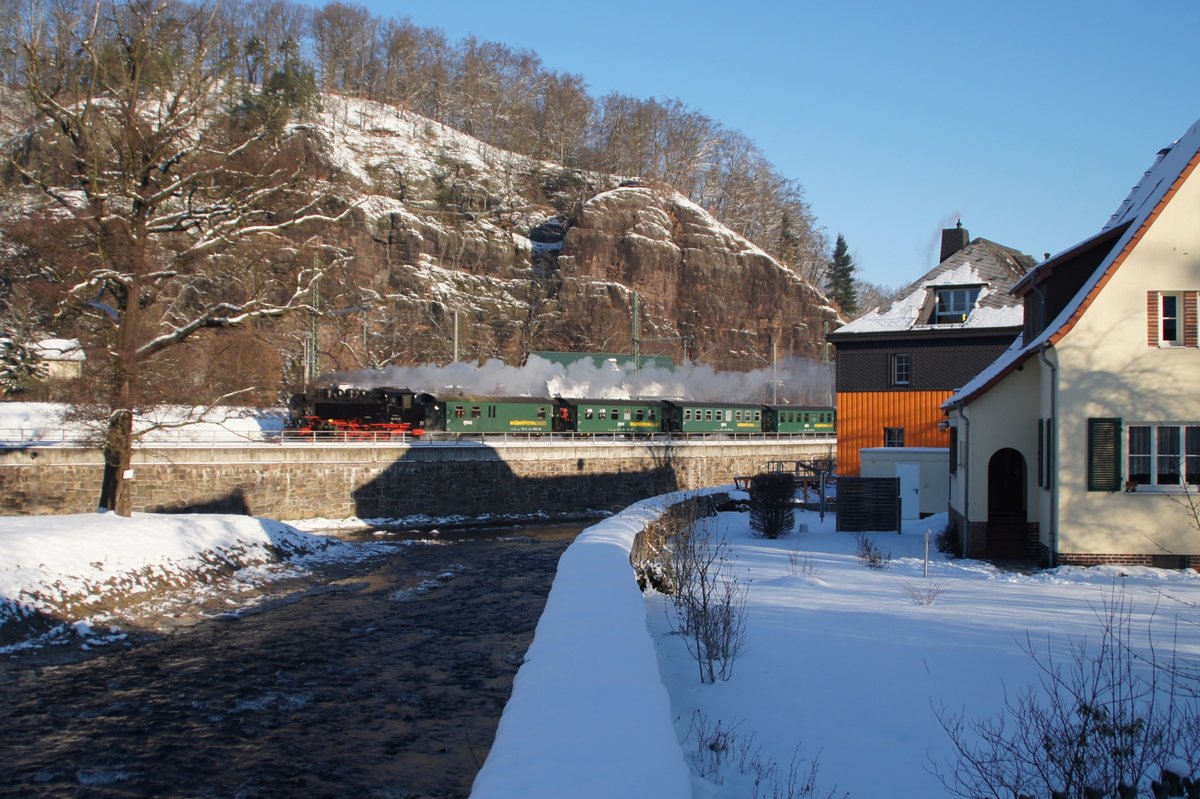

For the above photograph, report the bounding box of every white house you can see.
[944,118,1200,566]
[34,338,85,381]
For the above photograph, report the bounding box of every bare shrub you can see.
[686,711,846,798]
[930,589,1200,798]
[787,548,816,578]
[855,533,892,571]
[905,580,948,606]
[666,518,750,683]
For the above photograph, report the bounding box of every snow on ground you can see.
[0,512,379,651]
[5,491,1200,797]
[477,491,1200,798]
[0,402,285,446]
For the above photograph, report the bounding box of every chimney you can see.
[940,220,969,262]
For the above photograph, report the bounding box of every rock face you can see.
[3,92,833,386]
[556,187,831,367]
[300,96,833,376]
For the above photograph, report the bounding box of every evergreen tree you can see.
[827,234,858,315]
[0,292,44,397]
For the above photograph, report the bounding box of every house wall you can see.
[836,390,950,476]
[947,364,1041,557]
[833,333,1019,393]
[1052,163,1200,561]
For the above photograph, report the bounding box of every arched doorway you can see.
[986,448,1028,559]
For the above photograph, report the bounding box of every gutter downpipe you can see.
[1030,278,1058,567]
[960,404,970,558]
[1038,341,1058,568]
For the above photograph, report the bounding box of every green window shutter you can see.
[1087,418,1122,492]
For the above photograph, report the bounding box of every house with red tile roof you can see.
[944,118,1200,565]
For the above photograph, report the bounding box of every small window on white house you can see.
[1160,293,1182,346]
[1148,290,1198,347]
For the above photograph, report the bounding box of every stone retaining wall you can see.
[0,440,836,520]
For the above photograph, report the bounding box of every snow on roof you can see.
[833,238,1031,335]
[34,338,85,362]
[946,116,1200,409]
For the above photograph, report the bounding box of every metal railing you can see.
[2,426,836,449]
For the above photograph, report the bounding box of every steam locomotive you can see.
[287,386,836,439]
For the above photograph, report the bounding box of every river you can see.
[0,521,585,798]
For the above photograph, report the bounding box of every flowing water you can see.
[0,521,584,798]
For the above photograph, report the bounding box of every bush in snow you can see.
[748,472,797,540]
[854,533,891,570]
[936,523,962,557]
[664,512,749,684]
[686,711,846,798]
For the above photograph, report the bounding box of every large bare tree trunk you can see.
[98,409,133,515]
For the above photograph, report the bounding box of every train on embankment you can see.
[287,386,836,439]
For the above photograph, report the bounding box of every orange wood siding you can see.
[836,390,952,476]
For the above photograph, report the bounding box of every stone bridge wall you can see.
[0,439,836,520]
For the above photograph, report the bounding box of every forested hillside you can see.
[0,0,841,511]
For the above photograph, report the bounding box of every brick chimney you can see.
[940,220,969,262]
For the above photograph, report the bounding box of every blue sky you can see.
[356,1,1200,289]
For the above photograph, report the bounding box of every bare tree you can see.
[310,0,376,97]
[534,70,592,166]
[7,0,355,515]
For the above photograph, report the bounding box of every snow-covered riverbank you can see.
[5,495,1200,796]
[0,512,375,648]
[477,493,1200,797]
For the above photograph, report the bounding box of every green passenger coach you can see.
[764,405,838,434]
[555,398,664,435]
[440,396,554,434]
[662,401,764,434]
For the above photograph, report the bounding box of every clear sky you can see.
[351,0,1200,289]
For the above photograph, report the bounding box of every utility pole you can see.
[771,335,778,405]
[306,276,320,387]
[631,292,641,374]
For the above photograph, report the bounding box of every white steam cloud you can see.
[325,354,834,405]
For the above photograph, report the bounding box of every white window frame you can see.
[1127,422,1200,489]
[891,353,911,386]
[884,427,905,448]
[1159,292,1184,346]
[932,286,982,324]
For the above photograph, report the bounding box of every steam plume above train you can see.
[324,354,833,405]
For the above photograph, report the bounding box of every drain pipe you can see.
[1038,342,1058,567]
[960,404,970,557]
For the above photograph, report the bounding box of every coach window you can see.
[537,407,546,419]
[585,408,594,420]
[598,408,607,420]
[454,405,465,419]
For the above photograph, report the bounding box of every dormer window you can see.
[931,286,982,324]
